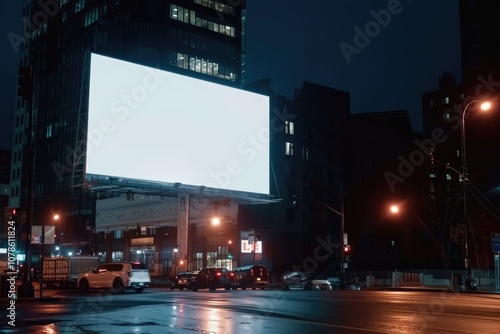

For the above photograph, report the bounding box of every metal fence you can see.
[341,269,496,288]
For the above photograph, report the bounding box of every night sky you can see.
[0,0,461,150]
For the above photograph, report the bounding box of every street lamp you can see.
[40,214,59,298]
[173,246,179,276]
[461,100,491,277]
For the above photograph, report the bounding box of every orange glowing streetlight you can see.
[461,100,492,277]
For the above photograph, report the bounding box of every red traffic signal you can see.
[344,245,351,253]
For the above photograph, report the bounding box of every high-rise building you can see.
[10,0,246,256]
[417,1,500,271]
[460,0,500,87]
[1,149,12,252]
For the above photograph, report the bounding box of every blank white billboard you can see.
[86,53,270,195]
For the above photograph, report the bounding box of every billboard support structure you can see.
[177,193,189,273]
[72,51,91,190]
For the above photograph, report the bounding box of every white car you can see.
[282,272,332,290]
[78,262,151,294]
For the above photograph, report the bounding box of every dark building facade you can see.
[418,0,500,271]
[344,111,427,270]
[1,150,12,256]
[241,80,351,275]
[10,0,246,260]
[460,0,500,87]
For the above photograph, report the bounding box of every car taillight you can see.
[216,272,221,276]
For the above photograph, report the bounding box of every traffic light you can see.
[4,207,18,222]
[344,244,351,263]
[227,240,232,259]
[17,67,32,99]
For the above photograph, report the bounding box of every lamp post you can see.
[173,246,178,276]
[460,100,491,277]
[40,214,59,298]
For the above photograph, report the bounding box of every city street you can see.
[2,286,499,333]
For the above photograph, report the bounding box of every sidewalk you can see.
[380,284,499,294]
[1,279,70,303]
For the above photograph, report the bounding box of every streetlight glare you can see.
[212,217,220,225]
[53,214,60,220]
[480,101,491,111]
[390,205,399,214]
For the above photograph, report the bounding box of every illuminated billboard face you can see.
[241,240,262,253]
[86,53,270,195]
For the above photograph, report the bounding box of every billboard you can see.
[241,240,262,253]
[86,53,270,195]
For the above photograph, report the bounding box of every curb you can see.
[384,286,499,294]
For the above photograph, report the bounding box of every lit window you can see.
[285,142,294,156]
[46,124,52,138]
[285,121,294,135]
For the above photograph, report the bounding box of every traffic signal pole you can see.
[304,181,346,289]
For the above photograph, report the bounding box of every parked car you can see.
[189,267,233,291]
[465,276,477,291]
[186,271,199,290]
[282,271,332,290]
[171,271,197,290]
[78,262,151,294]
[327,277,361,290]
[231,265,269,290]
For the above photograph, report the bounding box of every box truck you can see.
[43,256,100,288]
